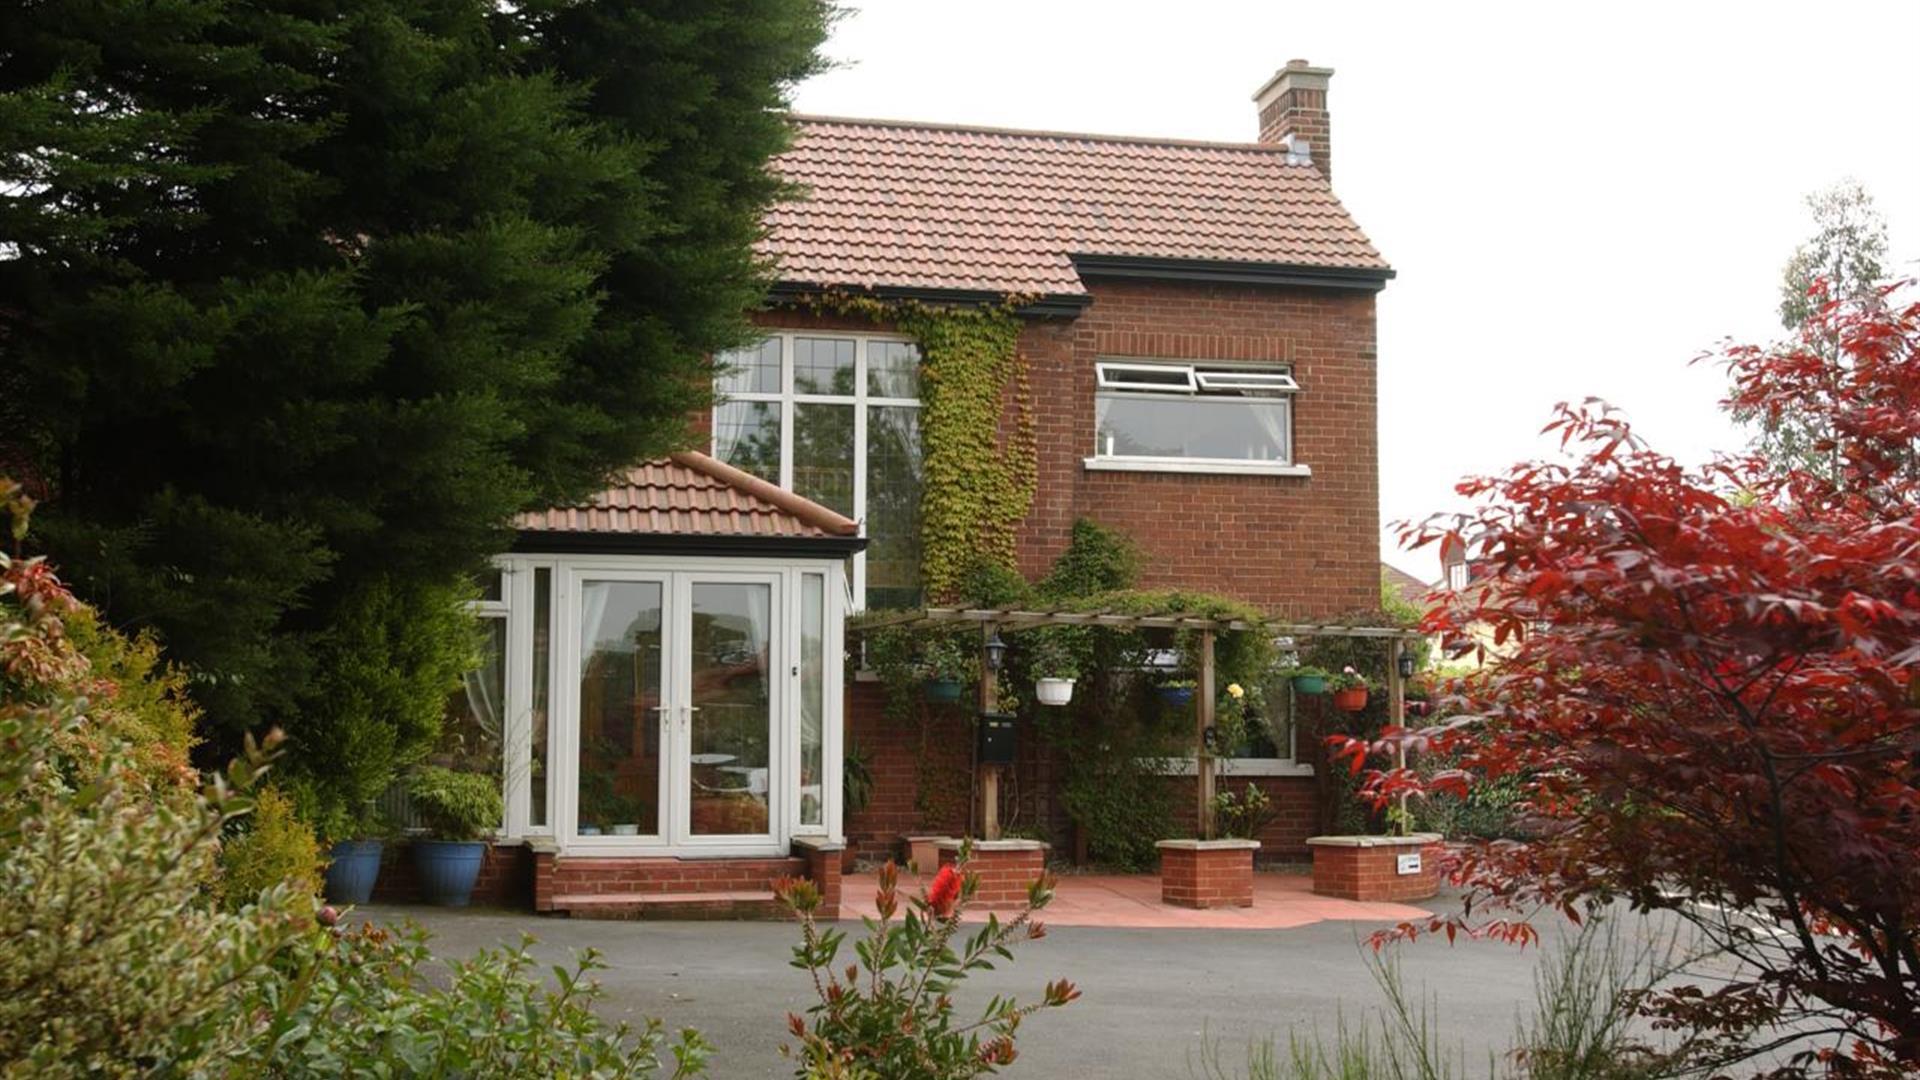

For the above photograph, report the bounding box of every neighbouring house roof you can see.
[515,451,864,555]
[760,116,1390,301]
[1382,563,1434,611]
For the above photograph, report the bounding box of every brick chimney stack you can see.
[1254,59,1335,181]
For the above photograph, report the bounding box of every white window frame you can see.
[714,332,921,610]
[1086,358,1311,478]
[489,553,846,857]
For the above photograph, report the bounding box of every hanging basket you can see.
[923,677,964,705]
[1158,685,1195,708]
[1290,674,1329,696]
[1332,687,1369,712]
[1034,677,1075,706]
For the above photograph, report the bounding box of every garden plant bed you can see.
[1306,833,1442,902]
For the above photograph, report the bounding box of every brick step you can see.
[549,889,785,921]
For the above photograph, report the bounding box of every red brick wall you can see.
[844,680,974,861]
[1165,773,1318,861]
[757,276,1380,859]
[1022,279,1379,618]
[752,278,1379,619]
[533,854,805,913]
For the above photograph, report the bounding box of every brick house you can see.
[435,60,1391,915]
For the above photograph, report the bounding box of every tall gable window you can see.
[714,334,922,609]
[1087,359,1309,476]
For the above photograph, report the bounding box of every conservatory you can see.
[471,452,862,866]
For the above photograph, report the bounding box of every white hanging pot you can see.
[1035,677,1076,706]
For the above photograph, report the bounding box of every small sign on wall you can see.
[1396,851,1422,876]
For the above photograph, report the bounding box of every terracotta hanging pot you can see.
[1332,687,1369,712]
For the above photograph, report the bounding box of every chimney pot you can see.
[1254,60,1336,181]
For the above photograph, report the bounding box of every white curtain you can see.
[462,620,505,743]
[1248,399,1292,462]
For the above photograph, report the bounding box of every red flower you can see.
[927,865,961,917]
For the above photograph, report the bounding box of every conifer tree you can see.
[0,0,833,825]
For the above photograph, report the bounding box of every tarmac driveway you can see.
[361,898,1616,1079]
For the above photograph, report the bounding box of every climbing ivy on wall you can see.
[795,294,1036,601]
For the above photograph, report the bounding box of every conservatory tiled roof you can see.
[760,115,1389,297]
[516,452,858,541]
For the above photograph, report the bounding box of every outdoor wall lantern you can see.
[984,630,1009,672]
[1396,652,1417,680]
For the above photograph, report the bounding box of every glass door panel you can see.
[687,581,773,837]
[576,580,664,838]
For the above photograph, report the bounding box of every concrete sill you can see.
[1083,457,1312,478]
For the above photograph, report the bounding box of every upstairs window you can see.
[1092,359,1300,472]
[712,334,922,610]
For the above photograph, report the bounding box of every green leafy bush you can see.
[291,576,480,843]
[242,924,711,1078]
[776,846,1078,1077]
[219,785,323,911]
[407,765,504,841]
[0,490,706,1073]
[0,501,311,1072]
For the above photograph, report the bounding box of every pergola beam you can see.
[852,606,1426,640]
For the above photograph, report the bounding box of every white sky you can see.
[788,1,1920,583]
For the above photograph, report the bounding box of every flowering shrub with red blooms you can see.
[1335,285,1920,1076]
[775,842,1079,1078]
[927,864,962,917]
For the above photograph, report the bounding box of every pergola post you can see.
[1198,628,1216,841]
[1387,636,1407,835]
[980,620,1001,841]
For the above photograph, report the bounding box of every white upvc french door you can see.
[557,565,786,855]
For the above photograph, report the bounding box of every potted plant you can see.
[1284,663,1333,696]
[920,636,972,705]
[321,802,388,905]
[407,765,504,907]
[1158,678,1196,708]
[1029,631,1079,707]
[608,792,646,836]
[1331,666,1370,712]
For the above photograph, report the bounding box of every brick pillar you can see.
[793,838,844,920]
[1307,834,1442,902]
[531,840,558,913]
[937,839,1048,913]
[1156,839,1259,908]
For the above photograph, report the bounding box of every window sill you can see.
[1154,758,1315,778]
[1082,457,1311,478]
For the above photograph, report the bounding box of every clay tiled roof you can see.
[517,451,858,541]
[760,116,1389,297]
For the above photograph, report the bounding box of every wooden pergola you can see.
[853,606,1429,841]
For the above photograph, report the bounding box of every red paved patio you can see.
[840,869,1432,930]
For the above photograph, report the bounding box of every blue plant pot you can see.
[412,840,487,907]
[1158,685,1194,707]
[1291,675,1329,696]
[324,840,384,905]
[923,677,964,705]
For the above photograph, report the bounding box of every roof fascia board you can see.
[511,531,869,559]
[1071,254,1395,293]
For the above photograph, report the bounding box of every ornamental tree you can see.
[1339,285,1920,1075]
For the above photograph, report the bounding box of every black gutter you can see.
[766,281,1091,319]
[1070,254,1395,293]
[512,531,868,559]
